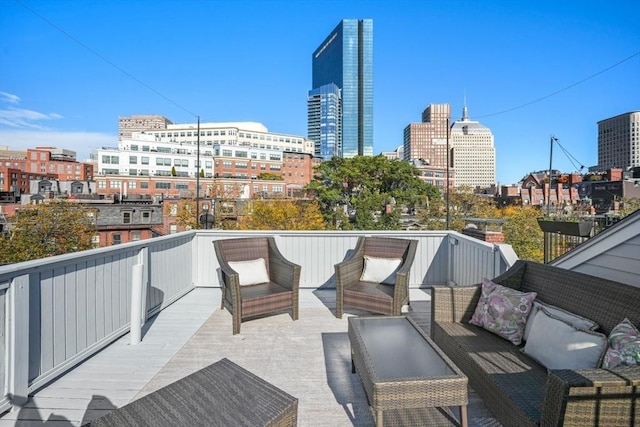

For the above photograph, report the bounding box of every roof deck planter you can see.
[537,218,593,237]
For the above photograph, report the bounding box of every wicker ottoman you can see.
[88,358,297,426]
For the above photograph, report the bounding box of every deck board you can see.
[1,287,501,426]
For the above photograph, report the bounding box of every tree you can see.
[501,206,544,262]
[165,199,198,230]
[171,166,176,176]
[239,199,325,230]
[419,186,498,231]
[0,201,97,264]
[307,155,439,230]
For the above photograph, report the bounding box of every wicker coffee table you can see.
[89,358,298,426]
[348,316,468,427]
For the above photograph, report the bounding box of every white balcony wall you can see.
[1,230,515,414]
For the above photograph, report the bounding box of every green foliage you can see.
[171,166,176,176]
[501,206,544,262]
[257,173,283,181]
[307,155,439,230]
[0,201,97,264]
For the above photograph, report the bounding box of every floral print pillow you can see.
[602,318,640,369]
[469,278,537,345]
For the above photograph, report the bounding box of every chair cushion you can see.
[522,307,607,369]
[469,279,536,345]
[360,255,402,284]
[228,258,270,286]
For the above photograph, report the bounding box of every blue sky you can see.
[0,0,638,185]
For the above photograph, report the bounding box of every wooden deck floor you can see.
[0,288,501,427]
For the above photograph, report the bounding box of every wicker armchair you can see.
[213,237,300,335]
[335,237,418,319]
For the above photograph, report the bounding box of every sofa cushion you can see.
[360,255,402,284]
[433,321,546,424]
[523,300,599,342]
[523,307,607,369]
[228,258,270,286]
[602,318,640,368]
[469,279,537,345]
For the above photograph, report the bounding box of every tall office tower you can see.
[308,83,342,160]
[118,115,173,141]
[450,104,496,188]
[403,104,452,189]
[598,111,640,170]
[403,104,450,166]
[310,19,373,158]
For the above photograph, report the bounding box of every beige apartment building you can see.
[450,105,496,188]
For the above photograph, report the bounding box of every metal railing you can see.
[0,230,516,414]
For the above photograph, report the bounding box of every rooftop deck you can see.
[1,288,500,426]
[0,230,517,426]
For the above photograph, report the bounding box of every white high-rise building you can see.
[450,105,496,188]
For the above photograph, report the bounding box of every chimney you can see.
[461,218,505,243]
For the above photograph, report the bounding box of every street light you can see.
[199,202,215,229]
[446,117,450,230]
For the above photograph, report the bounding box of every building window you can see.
[141,211,151,223]
[141,156,149,165]
[141,182,149,189]
[131,231,141,241]
[122,211,132,224]
[112,233,121,245]
[155,182,171,189]
[129,156,137,164]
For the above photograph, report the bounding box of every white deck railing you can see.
[0,230,517,413]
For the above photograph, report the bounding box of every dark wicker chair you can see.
[213,237,300,335]
[335,236,418,318]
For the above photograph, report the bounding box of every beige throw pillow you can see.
[360,255,402,285]
[228,258,270,286]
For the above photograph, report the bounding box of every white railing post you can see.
[8,274,29,407]
[130,263,144,345]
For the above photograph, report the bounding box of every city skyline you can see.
[0,0,639,184]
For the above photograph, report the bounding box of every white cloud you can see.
[0,107,64,129]
[0,129,116,161]
[0,92,21,104]
[0,92,64,129]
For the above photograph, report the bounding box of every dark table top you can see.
[349,316,456,380]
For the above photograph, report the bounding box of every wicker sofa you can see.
[431,260,640,427]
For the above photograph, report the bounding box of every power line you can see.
[476,51,640,119]
[14,0,198,118]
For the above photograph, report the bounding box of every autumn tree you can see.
[500,205,544,262]
[307,155,439,230]
[239,199,325,230]
[420,186,498,231]
[0,201,97,264]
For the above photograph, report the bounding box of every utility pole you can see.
[195,115,200,228]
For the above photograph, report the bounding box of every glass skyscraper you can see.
[310,19,373,158]
[308,83,342,160]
